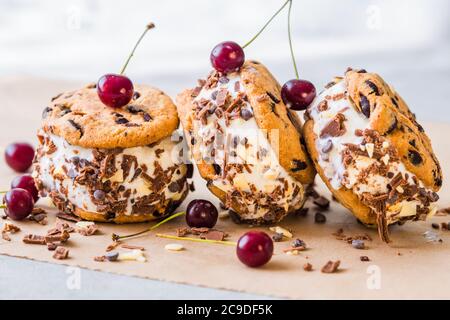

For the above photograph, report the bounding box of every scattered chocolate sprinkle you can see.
[431,223,440,229]
[360,256,370,262]
[47,243,58,251]
[294,207,309,217]
[76,224,99,236]
[53,247,69,260]
[303,263,313,271]
[201,230,226,241]
[23,234,46,245]
[314,212,326,224]
[56,212,81,222]
[240,108,253,121]
[313,196,330,210]
[321,260,340,273]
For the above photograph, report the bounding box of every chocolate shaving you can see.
[23,234,46,245]
[53,247,69,260]
[321,260,340,273]
[320,113,346,138]
[56,212,81,222]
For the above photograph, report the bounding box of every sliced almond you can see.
[165,243,184,251]
[269,226,293,238]
[365,143,374,158]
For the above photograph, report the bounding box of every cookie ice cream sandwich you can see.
[303,68,442,241]
[33,84,189,223]
[176,61,315,224]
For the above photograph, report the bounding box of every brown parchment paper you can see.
[0,76,449,299]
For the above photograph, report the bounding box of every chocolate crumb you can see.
[360,256,370,262]
[53,247,69,260]
[23,234,46,245]
[352,239,365,249]
[314,212,326,224]
[47,243,58,251]
[431,223,440,229]
[321,260,340,273]
[303,263,313,271]
[313,196,330,210]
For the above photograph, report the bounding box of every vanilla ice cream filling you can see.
[34,133,187,215]
[193,73,304,220]
[308,80,435,221]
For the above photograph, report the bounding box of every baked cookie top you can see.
[41,84,179,149]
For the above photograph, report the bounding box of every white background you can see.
[1,0,449,122]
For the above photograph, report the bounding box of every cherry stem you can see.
[287,0,299,79]
[156,233,237,246]
[242,0,290,49]
[0,191,7,194]
[119,22,155,75]
[0,205,6,209]
[112,211,185,241]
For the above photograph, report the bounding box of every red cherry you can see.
[186,199,218,228]
[3,188,34,220]
[210,41,245,73]
[236,231,273,268]
[97,74,134,108]
[281,79,316,110]
[11,174,39,202]
[4,142,35,173]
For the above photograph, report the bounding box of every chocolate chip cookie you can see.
[303,68,442,241]
[34,83,189,223]
[176,60,315,224]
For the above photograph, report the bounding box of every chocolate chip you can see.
[93,190,105,201]
[408,150,423,165]
[142,113,152,122]
[133,91,141,100]
[218,76,229,84]
[186,163,194,179]
[359,93,371,117]
[365,80,380,96]
[291,159,307,172]
[126,105,141,114]
[294,207,309,217]
[115,117,129,124]
[320,113,346,138]
[266,91,281,104]
[313,196,330,210]
[213,164,221,175]
[272,233,283,242]
[321,140,333,153]
[190,137,196,145]
[211,90,218,100]
[360,256,370,262]
[68,119,84,137]
[240,108,253,121]
[352,239,365,249]
[314,212,326,224]
[105,251,119,262]
[168,182,181,193]
[42,107,53,119]
[432,223,440,229]
[357,69,367,73]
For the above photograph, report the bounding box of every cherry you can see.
[210,41,245,73]
[236,231,273,268]
[186,199,218,228]
[2,188,34,220]
[97,74,134,108]
[11,174,39,202]
[281,79,316,111]
[97,22,155,108]
[4,142,35,173]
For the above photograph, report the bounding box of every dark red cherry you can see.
[11,175,39,202]
[281,79,316,111]
[236,231,273,268]
[186,199,218,228]
[97,74,134,108]
[210,41,245,73]
[3,188,34,220]
[4,142,35,173]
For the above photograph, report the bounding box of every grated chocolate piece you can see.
[23,234,46,245]
[53,247,69,260]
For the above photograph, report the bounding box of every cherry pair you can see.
[1,175,38,220]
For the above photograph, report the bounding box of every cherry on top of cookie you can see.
[41,84,179,149]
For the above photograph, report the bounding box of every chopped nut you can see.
[365,143,374,158]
